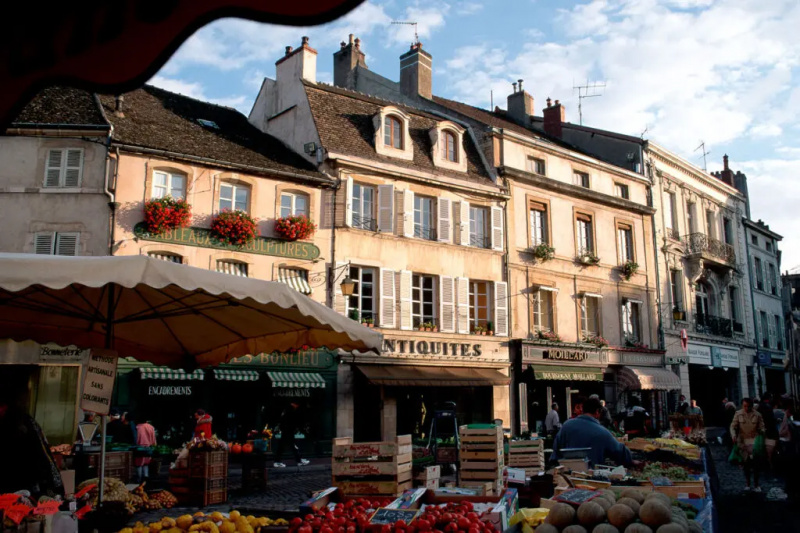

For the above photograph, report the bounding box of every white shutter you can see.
[379,268,396,328]
[333,262,347,315]
[440,276,455,333]
[402,189,415,238]
[765,263,772,294]
[34,233,55,255]
[530,209,543,246]
[377,184,394,233]
[44,149,63,187]
[490,206,504,251]
[494,281,509,336]
[755,309,763,346]
[55,233,79,256]
[344,176,354,227]
[437,198,451,243]
[768,316,776,349]
[762,261,768,292]
[399,270,413,331]
[64,149,83,187]
[459,201,470,246]
[456,277,470,334]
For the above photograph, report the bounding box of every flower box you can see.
[275,215,316,241]
[143,197,191,235]
[211,210,258,246]
[531,243,555,262]
[621,260,639,280]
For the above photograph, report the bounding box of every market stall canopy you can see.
[531,364,603,381]
[0,253,381,368]
[139,367,205,380]
[617,366,682,391]
[357,365,510,387]
[267,371,325,388]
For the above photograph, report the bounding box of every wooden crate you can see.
[507,439,544,476]
[332,435,413,497]
[458,426,503,490]
[189,450,228,478]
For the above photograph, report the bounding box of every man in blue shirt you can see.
[551,397,633,468]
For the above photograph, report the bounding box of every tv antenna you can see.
[392,21,419,46]
[573,80,606,125]
[694,141,710,171]
[640,124,649,140]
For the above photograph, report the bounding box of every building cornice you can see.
[649,143,744,199]
[743,218,783,241]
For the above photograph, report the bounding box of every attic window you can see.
[197,119,219,129]
[430,121,467,173]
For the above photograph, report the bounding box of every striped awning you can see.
[278,267,312,294]
[617,366,682,391]
[267,371,325,388]
[213,369,260,381]
[139,367,205,380]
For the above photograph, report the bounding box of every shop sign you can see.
[80,349,118,415]
[147,385,193,396]
[273,388,312,398]
[134,223,320,260]
[39,344,89,362]
[382,339,482,357]
[522,345,600,366]
[756,351,772,366]
[542,349,589,362]
[687,343,711,365]
[230,350,334,368]
[666,354,688,365]
[709,346,739,368]
[533,365,603,381]
[607,351,664,367]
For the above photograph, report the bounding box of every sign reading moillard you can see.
[134,223,320,260]
[522,344,600,366]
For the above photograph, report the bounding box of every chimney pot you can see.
[555,99,560,106]
[349,33,354,44]
[340,41,346,49]
[723,154,729,170]
[399,42,432,99]
[543,98,565,138]
[285,46,293,55]
[518,79,523,91]
[354,37,360,49]
[512,82,517,93]
[546,97,552,107]
[302,36,309,46]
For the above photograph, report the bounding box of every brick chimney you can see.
[400,42,432,99]
[333,34,368,90]
[717,154,734,186]
[506,79,534,125]
[276,36,317,84]
[543,97,565,138]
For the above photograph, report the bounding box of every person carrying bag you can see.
[730,398,766,492]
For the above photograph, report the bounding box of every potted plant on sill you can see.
[473,325,486,336]
[624,338,648,350]
[348,309,360,322]
[536,330,562,343]
[210,209,258,246]
[274,214,316,241]
[418,321,434,332]
[621,260,639,280]
[672,306,686,321]
[531,243,556,263]
[362,316,374,328]
[143,196,192,235]
[486,322,495,336]
[583,334,609,347]
[577,250,600,266]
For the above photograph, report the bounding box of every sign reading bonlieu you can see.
[80,349,118,415]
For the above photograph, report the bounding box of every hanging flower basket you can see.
[274,214,317,241]
[578,251,601,265]
[621,260,639,280]
[143,197,191,235]
[210,209,258,246]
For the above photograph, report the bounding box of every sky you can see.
[149,0,800,270]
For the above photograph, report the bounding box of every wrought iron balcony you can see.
[694,312,733,338]
[666,227,681,241]
[352,214,377,231]
[470,233,491,249]
[683,233,735,266]
[414,225,437,241]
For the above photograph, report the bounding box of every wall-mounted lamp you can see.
[340,277,356,297]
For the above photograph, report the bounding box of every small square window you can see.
[766,241,773,252]
[219,183,249,212]
[573,171,590,188]
[751,234,758,246]
[527,157,546,175]
[280,192,309,218]
[615,183,629,199]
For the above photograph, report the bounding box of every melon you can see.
[546,503,577,529]
[617,498,641,515]
[686,521,702,533]
[601,489,617,503]
[577,501,606,527]
[594,497,612,512]
[624,524,653,533]
[563,526,588,533]
[593,525,620,533]
[620,489,645,503]
[656,525,686,533]
[533,524,559,533]
[607,504,636,530]
[645,492,671,507]
[639,501,672,529]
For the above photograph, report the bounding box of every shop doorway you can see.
[688,365,739,425]
[764,368,787,396]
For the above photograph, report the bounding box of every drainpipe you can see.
[500,174,515,435]
[328,169,342,309]
[744,222,760,397]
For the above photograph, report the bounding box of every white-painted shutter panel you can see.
[399,270,413,331]
[379,268,396,328]
[344,176,354,227]
[456,277,470,334]
[402,189,415,238]
[755,309,763,346]
[494,281,509,336]
[765,264,772,294]
[55,233,79,256]
[44,150,63,187]
[762,261,768,292]
[768,316,776,349]
[64,149,83,187]
[34,233,55,255]
[377,184,394,233]
[490,206,504,251]
[440,276,455,333]
[437,198,451,243]
[459,201,470,246]
[333,262,347,315]
[530,209,543,246]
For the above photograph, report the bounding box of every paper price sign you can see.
[34,500,62,515]
[74,483,96,499]
[80,349,118,415]
[5,503,33,524]
[0,494,19,510]
[74,504,92,519]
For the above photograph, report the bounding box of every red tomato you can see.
[468,527,480,533]
[381,525,392,533]
[457,518,471,530]
[291,518,304,528]
[444,524,458,533]
[416,519,431,532]
[298,526,313,533]
[320,527,333,533]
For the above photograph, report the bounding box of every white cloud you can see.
[387,5,450,46]
[457,3,483,16]
[150,75,250,114]
[749,124,782,138]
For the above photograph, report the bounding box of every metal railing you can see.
[683,232,736,265]
[352,214,377,231]
[470,233,491,249]
[666,227,681,241]
[694,312,733,338]
[414,225,437,241]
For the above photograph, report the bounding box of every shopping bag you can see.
[728,444,743,465]
[753,434,767,460]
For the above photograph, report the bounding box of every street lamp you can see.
[340,277,356,297]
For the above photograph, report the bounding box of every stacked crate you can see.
[458,425,503,494]
[189,450,228,506]
[413,465,441,489]
[507,439,545,477]
[332,435,413,497]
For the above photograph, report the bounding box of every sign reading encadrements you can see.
[80,349,118,415]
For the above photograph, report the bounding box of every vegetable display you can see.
[118,511,289,533]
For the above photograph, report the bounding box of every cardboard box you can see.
[504,467,526,485]
[299,487,339,514]
[423,479,439,489]
[414,465,441,480]
[479,489,518,532]
[558,459,589,473]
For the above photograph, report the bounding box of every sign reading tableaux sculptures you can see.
[134,223,320,260]
[80,349,118,415]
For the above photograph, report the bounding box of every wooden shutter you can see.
[456,277,470,334]
[494,281,509,336]
[755,309,763,346]
[44,149,63,187]
[320,189,335,229]
[344,177,354,227]
[380,268,396,328]
[437,198,451,242]
[34,233,54,255]
[333,262,347,315]
[402,189,415,238]
[440,276,455,333]
[490,206,504,251]
[55,233,79,256]
[768,315,776,349]
[399,270,413,331]
[377,184,394,233]
[458,201,470,246]
[64,149,83,187]
[765,263,772,294]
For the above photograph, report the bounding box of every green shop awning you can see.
[213,369,260,381]
[139,367,205,380]
[532,364,603,381]
[267,371,325,388]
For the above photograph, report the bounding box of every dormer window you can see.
[442,130,457,162]
[430,121,467,172]
[384,116,404,149]
[373,106,413,161]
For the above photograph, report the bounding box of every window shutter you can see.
[320,189,335,229]
[55,233,79,256]
[755,309,762,345]
[768,316,776,349]
[344,176,354,227]
[456,277,470,334]
[440,276,455,333]
[44,149,63,187]
[64,149,83,187]
[494,281,509,336]
[762,260,768,292]
[333,262,347,315]
[490,206,504,251]
[377,184,394,233]
[530,209,543,246]
[437,198,451,243]
[765,264,772,294]
[379,268,396,328]
[459,201,471,246]
[399,270,413,331]
[402,189,415,238]
[34,233,55,255]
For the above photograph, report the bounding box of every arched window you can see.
[442,130,457,162]
[695,282,716,317]
[384,115,403,149]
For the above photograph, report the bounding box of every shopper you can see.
[677,395,689,415]
[545,403,562,436]
[622,397,650,437]
[134,415,157,482]
[551,397,633,468]
[571,396,586,419]
[686,399,703,416]
[193,409,213,439]
[590,394,613,428]
[731,397,766,492]
[722,402,737,449]
[107,408,135,444]
[758,392,779,468]
[273,402,310,468]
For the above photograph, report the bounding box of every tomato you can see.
[468,527,480,533]
[298,526,313,533]
[444,523,458,533]
[321,527,333,533]
[291,518,304,528]
[416,519,431,532]
[457,517,471,530]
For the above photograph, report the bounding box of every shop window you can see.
[148,252,183,264]
[44,148,83,188]
[615,183,629,199]
[280,191,309,218]
[527,157,546,175]
[760,311,770,348]
[622,300,642,342]
[617,223,634,264]
[412,274,437,328]
[219,182,250,212]
[754,256,764,291]
[575,213,594,255]
[441,130,458,162]
[348,266,376,321]
[776,315,784,351]
[532,288,555,332]
[469,205,490,248]
[581,295,601,337]
[671,270,684,312]
[217,260,248,277]
[469,280,492,330]
[34,232,79,256]
[152,170,186,199]
[384,115,404,149]
[414,195,436,240]
[529,201,548,246]
[352,183,376,230]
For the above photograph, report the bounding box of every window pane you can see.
[295,195,308,216]
[393,119,402,149]
[235,187,248,211]
[384,117,392,146]
[219,184,233,211]
[170,175,186,199]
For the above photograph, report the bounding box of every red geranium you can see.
[210,209,258,246]
[275,214,316,241]
[143,196,192,234]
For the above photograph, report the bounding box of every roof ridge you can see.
[139,83,242,114]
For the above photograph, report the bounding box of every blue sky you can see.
[150,0,800,269]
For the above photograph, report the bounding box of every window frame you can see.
[532,287,555,333]
[616,221,635,264]
[347,266,377,321]
[151,170,187,200]
[34,231,80,256]
[384,115,404,150]
[527,157,546,176]
[43,148,84,188]
[621,299,642,343]
[615,182,630,200]
[529,199,549,247]
[469,205,490,248]
[216,259,249,277]
[768,263,778,295]
[219,181,251,213]
[441,129,458,163]
[754,256,764,291]
[729,286,739,323]
[468,280,492,330]
[574,210,595,256]
[573,171,590,188]
[279,191,310,218]
[413,195,436,240]
[148,251,183,264]
[760,311,770,348]
[776,314,784,350]
[580,294,602,337]
[352,182,377,231]
[670,269,684,312]
[411,273,438,328]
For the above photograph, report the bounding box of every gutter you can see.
[6,123,111,137]
[744,218,762,396]
[93,94,117,256]
[646,158,665,351]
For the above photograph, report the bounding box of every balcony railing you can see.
[666,227,681,241]
[683,233,736,265]
[470,233,491,249]
[352,214,377,231]
[414,225,437,241]
[694,312,733,338]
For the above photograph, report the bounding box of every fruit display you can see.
[187,436,228,451]
[74,478,178,516]
[117,511,289,533]
[414,500,500,533]
[639,463,689,482]
[288,498,394,533]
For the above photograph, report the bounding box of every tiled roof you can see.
[304,83,495,187]
[12,86,108,126]
[432,95,542,139]
[99,85,322,179]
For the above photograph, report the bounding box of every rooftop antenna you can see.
[391,21,419,46]
[572,79,606,125]
[694,141,710,171]
[640,124,649,140]
[490,90,493,110]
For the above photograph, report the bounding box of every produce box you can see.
[333,436,413,497]
[459,425,504,494]
[299,487,340,514]
[413,465,441,481]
